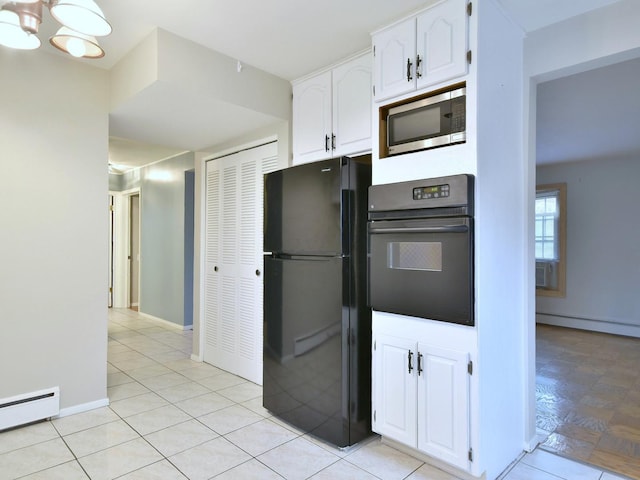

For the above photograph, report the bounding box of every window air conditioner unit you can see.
[535,263,548,288]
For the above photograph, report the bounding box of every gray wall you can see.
[0,48,109,410]
[117,153,195,327]
[184,170,195,327]
[109,174,121,191]
[536,155,640,336]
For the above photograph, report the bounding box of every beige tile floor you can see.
[536,324,640,479]
[0,309,632,479]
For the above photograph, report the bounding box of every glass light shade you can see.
[49,0,111,37]
[0,9,41,49]
[49,26,104,58]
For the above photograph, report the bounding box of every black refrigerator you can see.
[263,155,372,448]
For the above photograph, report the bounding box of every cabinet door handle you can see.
[408,350,414,374]
[417,352,423,375]
[416,55,422,79]
[325,134,330,152]
[331,133,336,150]
[406,58,413,82]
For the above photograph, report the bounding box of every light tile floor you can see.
[0,309,633,480]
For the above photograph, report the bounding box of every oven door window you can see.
[388,241,442,271]
[368,218,473,326]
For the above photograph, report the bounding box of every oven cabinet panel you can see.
[372,333,417,446]
[372,333,471,472]
[417,344,470,471]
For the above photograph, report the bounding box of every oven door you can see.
[368,216,473,326]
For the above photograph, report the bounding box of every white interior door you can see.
[204,142,280,385]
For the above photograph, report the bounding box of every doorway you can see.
[108,195,115,308]
[532,58,640,479]
[129,194,140,311]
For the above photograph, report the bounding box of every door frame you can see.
[110,188,141,309]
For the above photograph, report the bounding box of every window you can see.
[535,192,558,260]
[535,183,566,297]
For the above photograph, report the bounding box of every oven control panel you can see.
[413,184,450,200]
[368,174,473,216]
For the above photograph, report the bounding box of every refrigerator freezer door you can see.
[263,254,350,446]
[264,158,345,256]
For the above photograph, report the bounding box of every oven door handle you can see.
[368,225,469,234]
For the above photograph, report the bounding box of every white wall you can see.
[0,49,109,412]
[474,1,527,476]
[525,0,640,83]
[536,156,640,337]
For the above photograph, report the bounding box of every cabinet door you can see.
[332,52,372,157]
[417,344,470,471]
[373,334,417,447]
[293,71,332,165]
[416,0,468,90]
[373,18,416,102]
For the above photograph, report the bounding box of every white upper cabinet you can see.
[372,19,417,102]
[331,53,372,157]
[373,0,469,102]
[293,51,372,165]
[292,71,332,165]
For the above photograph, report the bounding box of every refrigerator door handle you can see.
[275,255,337,261]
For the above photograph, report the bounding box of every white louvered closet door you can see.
[204,142,280,385]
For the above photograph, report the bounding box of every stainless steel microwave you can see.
[387,86,466,155]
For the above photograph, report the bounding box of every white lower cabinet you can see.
[373,333,471,471]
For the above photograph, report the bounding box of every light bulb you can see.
[65,36,86,57]
[50,26,104,58]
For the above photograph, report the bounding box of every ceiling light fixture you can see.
[0,0,110,58]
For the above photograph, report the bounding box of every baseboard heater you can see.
[0,387,60,431]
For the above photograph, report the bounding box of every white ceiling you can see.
[6,0,629,170]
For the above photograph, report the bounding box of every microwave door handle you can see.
[369,225,469,234]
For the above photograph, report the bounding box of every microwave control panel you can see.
[413,184,450,200]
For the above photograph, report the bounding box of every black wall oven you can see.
[367,175,474,326]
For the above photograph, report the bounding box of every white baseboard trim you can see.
[536,313,640,338]
[138,312,193,331]
[190,353,203,362]
[57,398,110,419]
